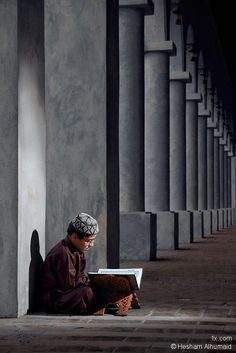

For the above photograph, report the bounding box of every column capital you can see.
[145,40,176,55]
[228,141,234,156]
[220,126,229,146]
[224,145,230,151]
[219,136,227,145]
[214,119,223,137]
[170,71,191,83]
[198,109,211,117]
[207,118,217,129]
[214,130,223,138]
[119,0,154,15]
[186,92,202,102]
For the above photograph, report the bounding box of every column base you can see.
[229,208,233,226]
[223,208,227,228]
[217,209,223,230]
[226,208,232,227]
[217,208,235,229]
[190,210,202,241]
[120,212,156,261]
[175,210,191,246]
[156,211,176,250]
[211,209,218,233]
[201,210,211,236]
[232,208,236,225]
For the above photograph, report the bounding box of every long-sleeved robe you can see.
[41,236,95,314]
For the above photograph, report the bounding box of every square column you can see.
[0,0,18,317]
[219,145,225,208]
[169,71,191,211]
[186,93,202,210]
[144,41,176,250]
[213,100,221,210]
[214,136,220,209]
[119,0,155,260]
[198,110,210,210]
[170,72,191,245]
[45,0,119,269]
[18,0,46,316]
[207,127,215,209]
[145,41,174,212]
[231,156,236,209]
[119,0,153,212]
[144,1,176,250]
[0,0,46,317]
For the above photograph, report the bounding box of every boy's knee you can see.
[77,286,94,303]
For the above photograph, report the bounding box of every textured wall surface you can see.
[45,0,107,270]
[18,0,46,316]
[0,0,18,317]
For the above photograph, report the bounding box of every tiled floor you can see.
[1,227,236,352]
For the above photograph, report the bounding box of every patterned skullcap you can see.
[71,213,99,236]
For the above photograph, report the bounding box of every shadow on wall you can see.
[28,230,44,313]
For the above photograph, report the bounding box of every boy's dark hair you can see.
[67,222,85,240]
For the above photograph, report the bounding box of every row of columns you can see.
[119,0,235,214]
[118,0,236,258]
[119,0,235,216]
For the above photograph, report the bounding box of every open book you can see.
[88,268,143,290]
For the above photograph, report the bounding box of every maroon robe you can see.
[41,236,95,314]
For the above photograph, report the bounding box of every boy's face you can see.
[70,233,96,252]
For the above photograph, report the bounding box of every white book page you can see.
[98,268,143,289]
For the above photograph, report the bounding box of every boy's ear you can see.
[71,233,77,241]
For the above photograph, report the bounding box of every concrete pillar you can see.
[186,93,201,210]
[169,4,192,245]
[0,0,45,317]
[219,144,225,208]
[106,0,120,267]
[198,115,208,209]
[143,0,175,251]
[170,72,190,210]
[220,124,229,209]
[206,75,215,210]
[145,41,174,211]
[224,152,228,208]
[119,0,153,212]
[185,27,203,240]
[213,98,221,209]
[214,105,224,228]
[214,136,220,209]
[45,0,119,270]
[0,0,18,317]
[226,136,232,209]
[119,1,155,260]
[197,55,209,213]
[169,5,191,211]
[185,28,199,211]
[231,156,236,209]
[228,155,232,208]
[231,154,236,225]
[207,127,214,209]
[18,0,46,316]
